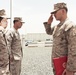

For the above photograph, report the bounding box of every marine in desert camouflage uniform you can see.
[43,2,76,75]
[6,17,25,75]
[0,9,10,75]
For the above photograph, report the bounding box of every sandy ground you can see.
[21,46,54,75]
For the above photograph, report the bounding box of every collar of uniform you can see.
[13,27,17,32]
[53,18,70,35]
[13,27,19,33]
[59,18,73,31]
[0,26,5,32]
[58,18,69,27]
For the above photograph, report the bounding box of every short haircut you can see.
[63,7,68,12]
[13,20,19,24]
[0,17,3,22]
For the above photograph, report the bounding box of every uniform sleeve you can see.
[0,31,7,49]
[43,22,54,35]
[66,27,76,72]
[6,30,13,55]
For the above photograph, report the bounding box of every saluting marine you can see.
[43,2,76,75]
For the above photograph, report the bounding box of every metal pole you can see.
[10,0,12,28]
[9,0,12,71]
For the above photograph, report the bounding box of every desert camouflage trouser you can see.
[10,60,21,75]
[53,68,56,75]
[0,64,11,75]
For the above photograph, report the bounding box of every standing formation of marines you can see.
[0,9,24,75]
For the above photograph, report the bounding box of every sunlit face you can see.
[53,9,63,20]
[0,18,8,28]
[16,21,23,29]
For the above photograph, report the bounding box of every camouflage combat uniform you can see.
[0,26,10,75]
[6,28,23,75]
[44,18,76,72]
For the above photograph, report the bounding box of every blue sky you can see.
[0,0,76,34]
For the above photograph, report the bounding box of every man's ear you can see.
[62,9,66,13]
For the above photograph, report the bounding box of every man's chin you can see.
[56,18,60,21]
[4,26,7,29]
